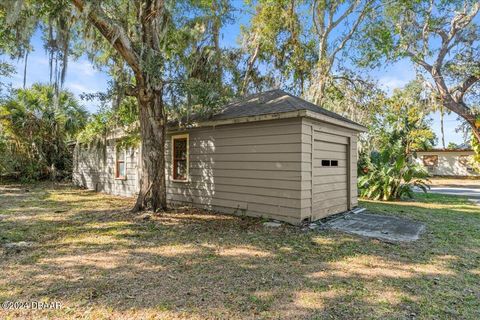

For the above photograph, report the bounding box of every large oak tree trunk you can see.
[133,86,167,212]
[69,0,169,212]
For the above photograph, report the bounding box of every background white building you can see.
[415,149,479,177]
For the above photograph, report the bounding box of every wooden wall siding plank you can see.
[167,184,309,200]
[167,189,304,208]
[168,200,301,225]
[187,143,308,154]
[166,196,305,217]
[167,176,304,190]
[188,122,303,139]
[166,136,312,149]
[183,153,307,163]
[183,134,310,147]
[190,117,302,132]
[169,168,307,181]
[187,161,311,171]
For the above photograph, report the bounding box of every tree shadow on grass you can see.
[0,182,479,319]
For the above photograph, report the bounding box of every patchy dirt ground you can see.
[0,182,479,319]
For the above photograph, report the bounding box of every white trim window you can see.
[171,134,189,181]
[115,146,127,180]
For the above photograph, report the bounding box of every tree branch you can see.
[329,0,373,63]
[435,2,480,69]
[405,50,433,72]
[453,73,480,103]
[332,75,369,90]
[328,0,358,32]
[70,0,142,79]
[124,85,139,97]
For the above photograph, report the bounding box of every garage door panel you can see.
[312,136,349,219]
[313,132,348,144]
[313,150,347,160]
[314,182,347,193]
[313,189,348,201]
[312,204,349,220]
[313,160,347,168]
[313,167,347,176]
[313,196,348,208]
[314,141,347,152]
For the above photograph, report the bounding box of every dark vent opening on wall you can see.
[331,160,338,167]
[322,160,330,166]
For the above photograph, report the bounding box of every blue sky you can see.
[0,5,466,147]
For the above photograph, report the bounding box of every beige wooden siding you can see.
[166,118,307,224]
[73,139,140,197]
[302,118,360,221]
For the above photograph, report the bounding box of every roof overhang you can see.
[170,110,367,133]
[303,110,367,132]
[416,149,473,153]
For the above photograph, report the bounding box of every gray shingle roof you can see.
[209,89,361,127]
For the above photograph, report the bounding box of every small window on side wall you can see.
[115,146,126,179]
[172,134,189,181]
[423,155,438,167]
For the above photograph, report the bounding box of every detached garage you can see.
[73,89,366,224]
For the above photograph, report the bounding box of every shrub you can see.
[358,143,430,200]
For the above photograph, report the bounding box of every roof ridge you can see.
[205,89,364,129]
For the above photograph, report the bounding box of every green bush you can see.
[358,142,430,201]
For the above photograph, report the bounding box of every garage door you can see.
[312,132,349,219]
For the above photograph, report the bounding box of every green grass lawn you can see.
[0,182,479,319]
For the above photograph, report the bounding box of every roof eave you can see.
[303,110,367,132]
[181,110,306,130]
[172,109,367,133]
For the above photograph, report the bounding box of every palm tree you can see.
[0,83,88,179]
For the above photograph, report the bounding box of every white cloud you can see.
[66,82,95,95]
[378,76,409,93]
[68,59,97,77]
